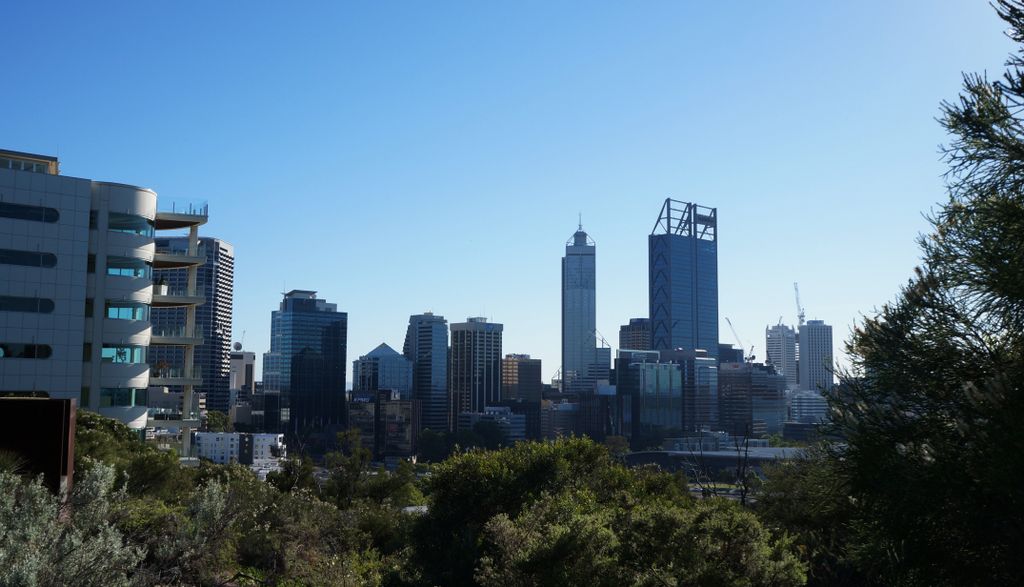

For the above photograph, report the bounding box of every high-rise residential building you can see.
[0,149,207,454]
[718,362,787,437]
[352,343,413,396]
[765,323,798,390]
[403,312,449,432]
[230,349,256,401]
[649,199,718,358]
[501,354,543,402]
[449,317,503,421]
[618,318,650,351]
[149,236,233,413]
[798,319,833,391]
[262,290,347,436]
[562,222,597,393]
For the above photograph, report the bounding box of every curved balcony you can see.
[151,284,205,308]
[149,365,202,387]
[149,325,204,346]
[98,362,151,390]
[98,406,150,430]
[154,201,208,230]
[153,244,205,269]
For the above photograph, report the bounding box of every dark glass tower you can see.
[648,199,718,358]
[149,236,234,413]
[449,317,503,423]
[403,312,449,432]
[262,290,347,436]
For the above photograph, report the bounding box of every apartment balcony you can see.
[151,284,205,307]
[154,200,208,230]
[152,244,206,269]
[149,325,204,346]
[149,365,203,387]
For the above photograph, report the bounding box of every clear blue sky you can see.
[1,1,1013,383]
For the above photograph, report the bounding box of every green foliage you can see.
[0,462,145,586]
[266,455,318,493]
[415,437,802,586]
[204,410,232,433]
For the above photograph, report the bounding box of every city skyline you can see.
[2,2,1013,386]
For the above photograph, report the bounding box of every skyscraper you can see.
[352,343,413,396]
[562,222,597,393]
[230,349,255,402]
[798,319,833,391]
[449,317,503,423]
[618,318,651,351]
[150,236,234,413]
[648,199,718,358]
[403,312,449,432]
[262,290,347,436]
[765,323,798,390]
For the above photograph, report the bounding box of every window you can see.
[0,295,54,314]
[0,343,52,359]
[0,202,59,223]
[100,344,146,364]
[85,298,94,316]
[81,387,91,406]
[100,388,147,407]
[0,248,56,268]
[83,343,92,361]
[105,301,149,321]
[106,256,150,279]
[108,212,154,237]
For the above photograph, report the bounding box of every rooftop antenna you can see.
[578,212,582,231]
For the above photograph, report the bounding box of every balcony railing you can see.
[149,365,202,379]
[155,244,206,257]
[152,284,201,298]
[150,325,203,339]
[157,200,208,217]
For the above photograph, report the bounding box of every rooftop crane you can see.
[725,317,756,362]
[793,282,806,327]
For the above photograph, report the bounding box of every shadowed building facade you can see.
[403,312,449,432]
[449,317,502,423]
[262,290,347,438]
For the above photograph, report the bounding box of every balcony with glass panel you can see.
[148,364,203,387]
[151,283,205,307]
[149,324,204,346]
[152,242,206,269]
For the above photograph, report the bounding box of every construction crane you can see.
[725,317,756,362]
[793,282,806,327]
[592,329,611,348]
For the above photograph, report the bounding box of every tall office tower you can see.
[352,343,413,396]
[765,323,798,389]
[798,319,833,391]
[449,317,503,422]
[618,318,651,351]
[403,312,449,432]
[562,222,597,394]
[262,290,347,436]
[0,149,207,452]
[150,236,234,413]
[718,361,788,437]
[649,199,718,358]
[501,354,543,402]
[230,349,255,401]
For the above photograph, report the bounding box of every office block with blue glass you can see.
[648,199,718,359]
[262,290,347,436]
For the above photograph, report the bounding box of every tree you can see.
[818,2,1024,583]
[323,429,374,508]
[0,463,145,586]
[204,410,232,433]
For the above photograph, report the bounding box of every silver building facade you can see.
[561,223,597,393]
[404,312,449,432]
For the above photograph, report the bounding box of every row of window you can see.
[87,255,152,278]
[0,202,59,223]
[0,248,57,268]
[0,157,50,174]
[0,344,52,359]
[0,295,54,314]
[90,211,154,237]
